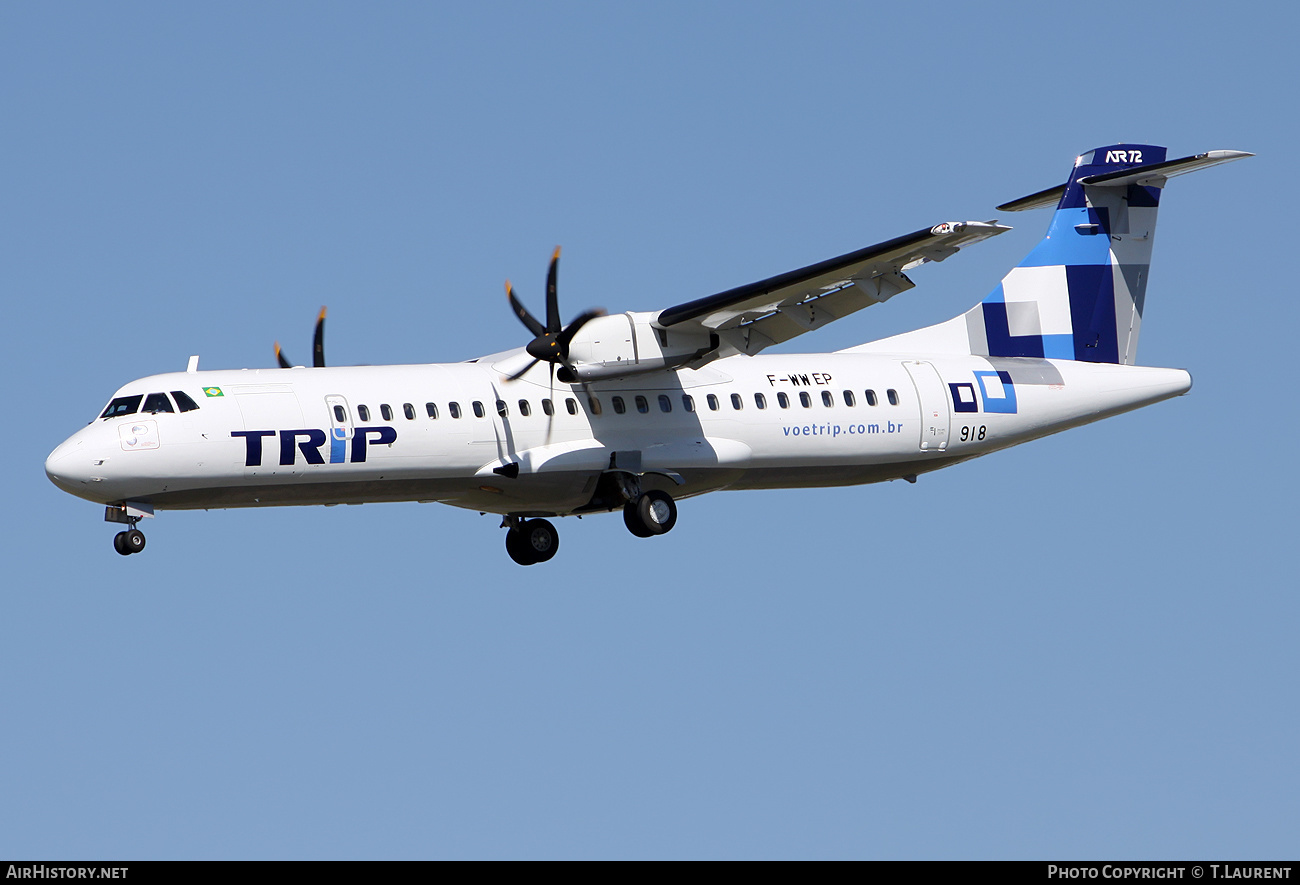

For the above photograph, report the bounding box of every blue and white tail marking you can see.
[851,145,1251,365]
[967,143,1167,365]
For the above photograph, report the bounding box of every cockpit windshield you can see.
[99,391,202,420]
[142,393,174,414]
[100,395,143,419]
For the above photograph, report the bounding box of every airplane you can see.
[45,144,1250,564]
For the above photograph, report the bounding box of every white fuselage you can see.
[45,349,1191,518]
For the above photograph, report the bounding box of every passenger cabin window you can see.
[799,391,812,408]
[566,398,578,415]
[542,398,554,416]
[754,393,766,409]
[142,392,174,414]
[730,393,743,410]
[587,395,602,415]
[496,400,508,417]
[777,392,789,409]
[822,391,834,408]
[865,389,878,406]
[658,394,672,413]
[681,394,695,412]
[334,405,348,422]
[635,395,649,414]
[380,404,393,421]
[612,396,627,415]
[171,391,200,412]
[707,394,719,411]
[403,403,416,420]
[449,402,462,419]
[887,389,899,405]
[100,395,142,419]
[426,402,439,419]
[518,400,531,417]
[472,401,485,418]
[358,405,371,422]
[843,390,855,407]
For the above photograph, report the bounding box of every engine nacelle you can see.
[560,312,717,382]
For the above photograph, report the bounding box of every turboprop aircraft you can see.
[46,144,1249,564]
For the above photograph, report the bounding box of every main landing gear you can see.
[500,480,680,565]
[503,517,560,566]
[623,489,677,538]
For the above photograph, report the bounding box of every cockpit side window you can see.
[100,395,142,419]
[171,391,200,412]
[142,392,175,414]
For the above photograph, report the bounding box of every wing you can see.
[656,220,1009,358]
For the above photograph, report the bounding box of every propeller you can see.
[504,248,603,382]
[275,307,327,368]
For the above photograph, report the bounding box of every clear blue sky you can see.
[3,1,1296,859]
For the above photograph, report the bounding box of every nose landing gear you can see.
[113,528,146,556]
[106,503,151,556]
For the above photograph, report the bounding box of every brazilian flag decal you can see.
[203,387,224,397]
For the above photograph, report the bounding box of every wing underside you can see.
[655,221,1010,358]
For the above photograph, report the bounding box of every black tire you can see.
[124,529,146,554]
[623,502,653,537]
[505,528,535,565]
[113,532,131,556]
[634,490,677,536]
[522,518,559,563]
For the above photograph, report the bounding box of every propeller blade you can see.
[545,247,561,333]
[507,282,547,338]
[504,357,541,382]
[275,342,292,369]
[544,362,556,445]
[555,308,605,353]
[313,306,326,368]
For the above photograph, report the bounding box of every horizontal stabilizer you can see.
[996,150,1252,211]
[997,184,1067,213]
[1078,150,1253,187]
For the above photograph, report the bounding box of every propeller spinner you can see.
[505,248,603,382]
[275,307,327,369]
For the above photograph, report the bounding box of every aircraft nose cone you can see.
[45,437,89,492]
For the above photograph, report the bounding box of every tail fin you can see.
[853,145,1251,365]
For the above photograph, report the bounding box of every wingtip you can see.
[317,306,327,321]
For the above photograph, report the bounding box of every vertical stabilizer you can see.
[970,144,1165,365]
[849,145,1251,365]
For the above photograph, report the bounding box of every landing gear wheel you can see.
[124,528,146,554]
[505,519,560,565]
[505,528,532,565]
[626,490,677,537]
[623,502,653,537]
[113,528,146,555]
[522,518,559,563]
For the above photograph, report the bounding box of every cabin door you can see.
[902,360,950,453]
